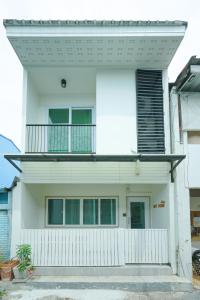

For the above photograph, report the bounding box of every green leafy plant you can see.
[16,244,33,273]
[0,289,7,297]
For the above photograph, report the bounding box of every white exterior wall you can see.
[96,69,136,154]
[10,182,22,257]
[19,183,170,230]
[170,88,192,280]
[21,70,28,153]
[151,184,169,229]
[24,78,96,131]
[39,94,95,123]
[21,161,169,184]
[21,184,44,229]
[172,92,200,188]
[23,183,126,229]
[179,93,200,188]
[26,73,40,123]
[181,93,200,130]
[23,67,170,155]
[187,145,200,187]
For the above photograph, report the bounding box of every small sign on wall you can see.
[153,200,165,208]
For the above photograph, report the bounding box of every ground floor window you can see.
[47,197,117,226]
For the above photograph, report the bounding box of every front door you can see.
[128,197,149,229]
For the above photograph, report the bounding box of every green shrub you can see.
[16,244,33,272]
[0,289,7,298]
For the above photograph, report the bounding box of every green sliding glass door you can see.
[48,109,69,152]
[71,109,92,153]
[48,108,92,153]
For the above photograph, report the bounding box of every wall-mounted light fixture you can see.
[61,78,67,88]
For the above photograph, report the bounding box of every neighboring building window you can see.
[47,197,117,226]
[188,131,200,144]
[0,193,8,205]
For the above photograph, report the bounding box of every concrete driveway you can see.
[1,285,200,300]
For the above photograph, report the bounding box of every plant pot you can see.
[0,260,19,281]
[13,266,33,281]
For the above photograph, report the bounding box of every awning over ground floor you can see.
[5,154,185,182]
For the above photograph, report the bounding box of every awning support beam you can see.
[5,157,22,173]
[169,156,185,183]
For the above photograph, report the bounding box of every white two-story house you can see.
[4,19,191,279]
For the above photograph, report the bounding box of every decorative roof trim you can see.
[3,19,188,28]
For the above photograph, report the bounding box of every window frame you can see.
[47,106,95,126]
[46,196,118,228]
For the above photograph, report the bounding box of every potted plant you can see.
[13,244,34,280]
[0,249,19,281]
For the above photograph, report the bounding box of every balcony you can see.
[26,124,96,153]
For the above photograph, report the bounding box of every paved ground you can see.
[29,275,191,283]
[1,287,200,300]
[0,276,199,300]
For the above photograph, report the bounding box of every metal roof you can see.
[3,19,188,27]
[4,153,185,162]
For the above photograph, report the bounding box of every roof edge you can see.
[3,19,188,28]
[173,56,200,91]
[0,133,20,152]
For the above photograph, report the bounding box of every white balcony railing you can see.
[19,228,169,266]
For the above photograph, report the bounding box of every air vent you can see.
[136,69,165,153]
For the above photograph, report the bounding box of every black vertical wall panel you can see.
[136,69,165,153]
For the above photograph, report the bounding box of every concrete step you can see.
[34,265,172,276]
[25,275,192,292]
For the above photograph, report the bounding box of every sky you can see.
[0,0,200,149]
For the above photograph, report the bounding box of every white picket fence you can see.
[19,228,168,266]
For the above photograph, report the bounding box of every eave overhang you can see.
[4,153,185,183]
[174,56,200,92]
[3,20,188,27]
[3,19,187,69]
